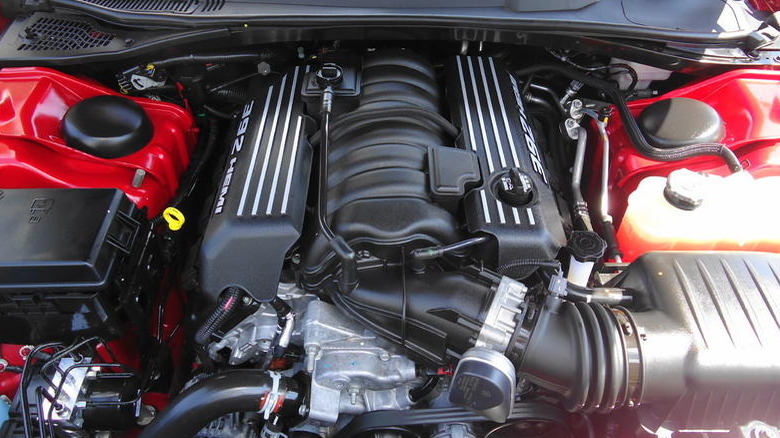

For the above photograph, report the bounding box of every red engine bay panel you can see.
[592,69,780,260]
[600,69,780,220]
[0,67,198,217]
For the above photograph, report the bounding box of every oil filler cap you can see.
[496,168,534,207]
[664,168,708,211]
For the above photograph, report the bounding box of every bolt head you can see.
[19,345,33,358]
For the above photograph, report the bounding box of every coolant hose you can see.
[513,64,743,172]
[194,287,243,345]
[138,370,304,438]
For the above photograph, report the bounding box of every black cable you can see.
[410,237,487,262]
[149,54,262,69]
[408,376,440,403]
[151,118,220,227]
[203,104,236,120]
[497,259,562,276]
[315,66,358,295]
[194,287,244,345]
[260,297,294,370]
[513,64,742,172]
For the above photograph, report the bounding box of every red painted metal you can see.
[0,67,198,218]
[748,0,780,12]
[0,69,197,402]
[590,69,780,260]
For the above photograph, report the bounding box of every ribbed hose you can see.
[208,87,248,104]
[194,287,243,345]
[513,301,642,413]
[513,64,743,172]
[138,370,303,438]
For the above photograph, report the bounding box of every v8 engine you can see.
[182,48,780,438]
[1,40,780,438]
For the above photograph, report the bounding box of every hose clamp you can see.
[260,371,284,420]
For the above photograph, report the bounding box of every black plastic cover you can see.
[445,56,566,274]
[0,188,145,344]
[302,50,463,284]
[62,95,153,159]
[638,98,725,150]
[428,145,481,203]
[612,252,780,431]
[200,67,313,302]
[301,56,362,117]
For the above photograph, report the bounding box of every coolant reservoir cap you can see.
[664,168,708,210]
[567,230,607,263]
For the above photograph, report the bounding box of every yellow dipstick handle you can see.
[163,207,185,231]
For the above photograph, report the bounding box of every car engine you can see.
[0,39,779,438]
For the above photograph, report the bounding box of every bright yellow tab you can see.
[163,207,185,231]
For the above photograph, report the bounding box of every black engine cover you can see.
[445,56,566,274]
[302,50,464,284]
[200,67,313,302]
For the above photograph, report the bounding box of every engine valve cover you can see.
[446,56,566,273]
[200,67,313,302]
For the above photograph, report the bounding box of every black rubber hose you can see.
[513,64,743,172]
[497,259,561,275]
[565,283,631,306]
[138,370,303,438]
[194,287,243,345]
[150,54,262,68]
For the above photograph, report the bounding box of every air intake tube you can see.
[507,298,643,413]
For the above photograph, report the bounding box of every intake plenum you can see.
[302,49,463,287]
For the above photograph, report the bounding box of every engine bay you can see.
[0,38,779,438]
